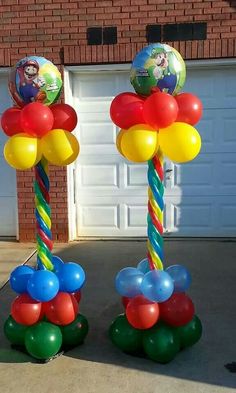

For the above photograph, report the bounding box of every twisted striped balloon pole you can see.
[34,157,54,271]
[147,151,164,271]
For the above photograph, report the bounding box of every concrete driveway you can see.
[0,239,235,393]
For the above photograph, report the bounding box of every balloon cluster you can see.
[1,56,79,170]
[1,102,79,170]
[111,90,202,164]
[110,260,202,363]
[4,256,88,360]
[110,43,202,164]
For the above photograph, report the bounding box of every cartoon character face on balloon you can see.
[130,43,186,96]
[9,56,62,107]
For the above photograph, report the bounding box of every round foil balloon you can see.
[130,43,186,96]
[9,56,62,107]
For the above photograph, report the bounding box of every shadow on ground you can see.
[0,240,235,391]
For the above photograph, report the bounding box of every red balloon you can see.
[74,290,82,303]
[175,93,203,125]
[44,292,78,326]
[11,293,42,326]
[1,107,23,136]
[126,295,159,330]
[121,296,131,309]
[20,102,54,137]
[159,293,195,327]
[50,103,78,132]
[143,92,178,129]
[110,92,145,129]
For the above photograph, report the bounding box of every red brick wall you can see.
[17,166,68,242]
[0,0,235,242]
[0,0,236,67]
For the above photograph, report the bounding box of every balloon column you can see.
[109,44,202,363]
[1,56,88,361]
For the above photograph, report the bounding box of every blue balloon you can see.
[141,270,174,302]
[165,264,191,293]
[10,265,35,294]
[137,258,151,274]
[27,270,59,302]
[52,255,64,274]
[115,267,144,297]
[57,262,85,293]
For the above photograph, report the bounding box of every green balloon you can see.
[143,322,180,363]
[4,315,28,346]
[60,314,89,347]
[109,314,143,353]
[175,315,202,349]
[25,322,62,360]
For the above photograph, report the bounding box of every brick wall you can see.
[0,0,235,242]
[1,0,236,67]
[17,166,68,242]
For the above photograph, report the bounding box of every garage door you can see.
[68,63,236,237]
[0,73,17,237]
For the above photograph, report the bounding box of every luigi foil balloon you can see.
[9,56,62,107]
[130,43,186,96]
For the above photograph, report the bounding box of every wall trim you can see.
[66,58,236,74]
[64,67,77,241]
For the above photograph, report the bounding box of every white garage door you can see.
[67,62,236,237]
[0,72,17,237]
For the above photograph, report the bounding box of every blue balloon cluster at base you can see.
[9,256,86,302]
[115,260,192,303]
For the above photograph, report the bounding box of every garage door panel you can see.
[74,73,115,99]
[198,108,236,154]
[80,164,119,188]
[186,68,236,109]
[166,195,236,236]
[126,164,147,187]
[79,204,119,228]
[127,205,147,228]
[0,163,17,197]
[80,121,116,146]
[220,205,236,228]
[0,72,17,237]
[73,72,131,101]
[167,153,236,197]
[77,196,148,236]
[0,197,17,236]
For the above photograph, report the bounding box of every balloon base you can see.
[11,344,64,363]
[109,313,202,364]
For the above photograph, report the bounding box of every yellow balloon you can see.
[118,124,159,163]
[41,129,80,166]
[4,133,42,170]
[159,122,201,163]
[116,130,125,157]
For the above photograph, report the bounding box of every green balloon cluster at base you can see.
[4,313,89,361]
[4,315,28,346]
[60,314,89,347]
[143,322,180,363]
[109,314,143,353]
[174,315,202,349]
[25,322,62,360]
[109,314,202,363]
